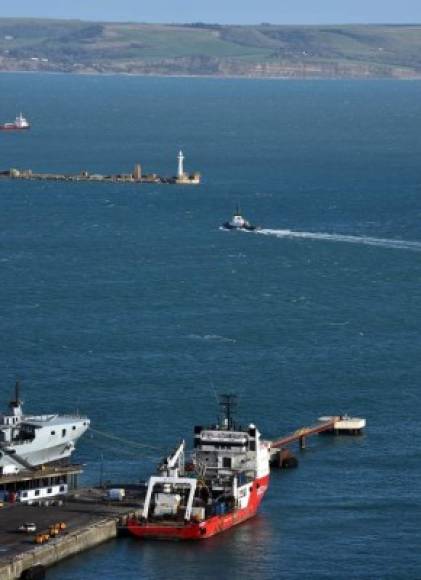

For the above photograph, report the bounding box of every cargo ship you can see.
[0,113,30,131]
[127,395,270,540]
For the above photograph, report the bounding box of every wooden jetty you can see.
[268,415,366,466]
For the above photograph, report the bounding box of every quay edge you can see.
[0,494,143,580]
[0,518,117,580]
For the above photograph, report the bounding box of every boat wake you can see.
[257,229,421,252]
[186,334,237,343]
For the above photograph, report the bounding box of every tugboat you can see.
[0,382,90,476]
[0,113,30,131]
[222,205,259,231]
[127,395,270,540]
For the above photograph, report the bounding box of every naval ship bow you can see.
[0,382,90,476]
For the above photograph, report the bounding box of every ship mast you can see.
[219,394,237,430]
[9,380,23,417]
[11,380,21,406]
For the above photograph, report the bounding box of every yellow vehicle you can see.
[48,526,59,537]
[34,533,50,545]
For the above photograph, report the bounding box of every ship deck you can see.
[142,520,191,527]
[0,464,83,486]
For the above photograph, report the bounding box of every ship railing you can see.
[27,414,88,422]
[200,431,247,442]
[56,414,89,420]
[194,465,219,470]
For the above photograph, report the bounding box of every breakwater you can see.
[0,165,201,185]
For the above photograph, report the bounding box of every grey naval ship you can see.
[0,382,90,476]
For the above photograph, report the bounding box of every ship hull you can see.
[127,474,269,540]
[222,222,258,231]
[3,441,75,467]
[0,126,30,131]
[0,417,89,474]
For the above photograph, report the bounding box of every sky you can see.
[2,0,421,25]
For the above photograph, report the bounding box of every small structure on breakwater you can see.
[0,150,201,186]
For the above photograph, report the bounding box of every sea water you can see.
[0,74,420,579]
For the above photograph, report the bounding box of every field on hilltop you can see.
[1,18,421,78]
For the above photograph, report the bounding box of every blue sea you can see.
[1,74,421,579]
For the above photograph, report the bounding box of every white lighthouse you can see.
[177,150,185,179]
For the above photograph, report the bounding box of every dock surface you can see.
[0,488,143,580]
[270,416,339,449]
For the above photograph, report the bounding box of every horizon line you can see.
[1,16,421,27]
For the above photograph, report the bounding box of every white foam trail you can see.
[257,228,421,252]
[186,334,237,343]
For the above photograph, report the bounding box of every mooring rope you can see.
[89,427,166,452]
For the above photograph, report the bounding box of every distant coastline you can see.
[1,18,421,79]
[1,69,420,81]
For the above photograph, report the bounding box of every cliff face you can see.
[1,19,421,79]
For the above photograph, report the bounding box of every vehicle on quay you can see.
[18,522,37,533]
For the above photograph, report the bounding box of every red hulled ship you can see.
[0,113,30,131]
[127,395,270,540]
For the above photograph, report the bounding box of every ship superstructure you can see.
[127,395,270,540]
[0,383,90,476]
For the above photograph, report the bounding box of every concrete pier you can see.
[0,488,144,580]
[0,519,116,580]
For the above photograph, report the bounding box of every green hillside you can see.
[1,18,421,78]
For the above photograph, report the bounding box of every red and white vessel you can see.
[127,395,270,540]
[0,113,30,131]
